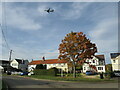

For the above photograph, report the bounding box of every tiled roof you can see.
[29,59,67,65]
[95,55,105,60]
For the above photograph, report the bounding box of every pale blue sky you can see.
[1,2,118,64]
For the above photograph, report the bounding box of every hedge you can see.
[104,71,114,79]
[33,68,58,76]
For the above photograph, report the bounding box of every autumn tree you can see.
[58,31,97,78]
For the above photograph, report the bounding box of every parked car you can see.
[20,72,29,76]
[113,71,120,77]
[7,71,11,75]
[28,72,34,76]
[86,71,97,75]
[11,71,22,75]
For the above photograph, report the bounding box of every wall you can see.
[111,55,120,71]
[19,60,29,71]
[28,63,68,72]
[85,57,99,65]
[10,60,18,69]
[96,65,105,72]
[47,63,68,72]
[28,65,36,72]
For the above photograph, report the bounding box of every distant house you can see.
[82,55,106,73]
[0,65,3,71]
[110,53,120,71]
[0,60,9,72]
[10,59,29,72]
[28,59,68,72]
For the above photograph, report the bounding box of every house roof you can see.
[0,60,9,62]
[110,53,120,58]
[15,59,28,64]
[0,60,9,64]
[95,55,105,60]
[15,59,23,64]
[29,59,67,65]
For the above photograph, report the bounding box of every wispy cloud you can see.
[0,3,2,24]
[88,18,118,53]
[7,44,59,60]
[5,4,42,31]
[58,2,91,20]
[1,2,117,64]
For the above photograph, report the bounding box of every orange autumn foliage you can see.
[58,31,97,73]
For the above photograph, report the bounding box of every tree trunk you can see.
[73,62,76,78]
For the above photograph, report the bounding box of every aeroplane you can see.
[44,8,54,13]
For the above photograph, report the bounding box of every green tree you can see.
[58,32,97,78]
[105,64,112,72]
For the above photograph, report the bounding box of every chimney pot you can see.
[42,56,45,61]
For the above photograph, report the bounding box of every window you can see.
[113,60,116,63]
[22,60,25,64]
[86,60,89,62]
[63,63,65,65]
[98,67,103,70]
[53,64,56,66]
[12,63,17,66]
[93,60,95,63]
[84,67,86,70]
[58,63,61,66]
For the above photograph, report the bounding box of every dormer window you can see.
[93,60,95,63]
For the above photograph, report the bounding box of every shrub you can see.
[104,71,114,79]
[36,64,46,69]
[33,67,59,76]
[48,67,59,76]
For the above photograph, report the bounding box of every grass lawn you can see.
[2,73,117,83]
[27,74,116,83]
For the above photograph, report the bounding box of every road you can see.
[2,75,119,89]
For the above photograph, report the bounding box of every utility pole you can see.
[9,50,12,62]
[7,50,12,74]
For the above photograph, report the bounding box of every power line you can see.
[0,24,11,50]
[2,2,8,36]
[1,1,11,50]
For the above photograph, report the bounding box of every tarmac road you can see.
[2,75,119,90]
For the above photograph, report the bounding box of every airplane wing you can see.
[51,10,54,12]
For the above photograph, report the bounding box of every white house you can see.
[10,59,29,72]
[28,59,68,72]
[82,55,106,73]
[0,60,10,73]
[10,59,19,69]
[110,53,120,71]
[0,66,3,72]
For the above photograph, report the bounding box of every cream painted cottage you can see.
[28,59,68,72]
[110,53,120,71]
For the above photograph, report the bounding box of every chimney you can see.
[42,56,45,61]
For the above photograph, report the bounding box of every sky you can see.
[0,2,118,64]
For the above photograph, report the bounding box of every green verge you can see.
[27,75,116,83]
